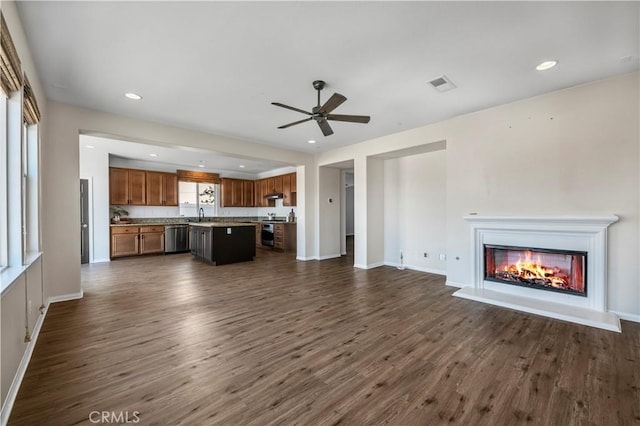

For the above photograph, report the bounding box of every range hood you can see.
[264,192,284,200]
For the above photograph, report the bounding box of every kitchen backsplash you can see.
[116,199,296,220]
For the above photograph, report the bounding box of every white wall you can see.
[345,186,354,235]
[384,150,447,274]
[366,157,385,267]
[319,73,640,319]
[318,167,341,259]
[79,136,110,262]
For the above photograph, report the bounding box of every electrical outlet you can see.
[423,252,429,258]
[439,253,446,261]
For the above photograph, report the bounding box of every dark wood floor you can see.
[9,248,640,425]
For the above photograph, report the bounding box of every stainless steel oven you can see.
[261,223,274,247]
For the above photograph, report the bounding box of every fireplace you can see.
[484,245,587,297]
[452,215,620,332]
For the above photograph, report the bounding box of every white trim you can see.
[354,261,385,270]
[0,302,49,426]
[296,256,315,261]
[341,251,347,256]
[611,311,640,324]
[384,262,446,276]
[0,251,43,296]
[446,280,466,288]
[90,257,111,264]
[47,291,84,304]
[318,253,341,260]
[453,287,621,332]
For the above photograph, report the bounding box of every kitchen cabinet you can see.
[190,224,255,264]
[243,180,255,207]
[255,223,262,247]
[146,172,178,206]
[282,172,297,206]
[260,179,272,207]
[273,223,296,251]
[190,226,213,261]
[110,168,147,205]
[221,178,255,207]
[110,226,165,258]
[139,226,165,254]
[110,227,139,258]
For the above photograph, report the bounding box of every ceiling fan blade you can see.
[278,117,313,129]
[271,102,312,116]
[317,119,334,136]
[319,93,347,114]
[327,114,371,124]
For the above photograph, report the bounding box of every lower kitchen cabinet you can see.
[110,226,165,258]
[111,228,139,257]
[189,224,255,264]
[139,226,165,254]
[273,223,296,251]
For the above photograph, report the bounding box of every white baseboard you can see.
[445,280,466,288]
[318,254,342,260]
[90,257,111,264]
[611,310,640,324]
[354,261,384,270]
[384,262,446,276]
[0,303,49,426]
[341,251,347,256]
[296,256,316,261]
[47,291,84,304]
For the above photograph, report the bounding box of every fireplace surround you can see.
[454,215,620,332]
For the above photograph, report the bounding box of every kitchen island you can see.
[189,223,256,265]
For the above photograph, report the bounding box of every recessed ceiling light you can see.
[198,164,205,168]
[239,165,246,168]
[85,145,94,149]
[536,60,558,71]
[125,92,142,100]
[149,153,157,157]
[308,140,316,144]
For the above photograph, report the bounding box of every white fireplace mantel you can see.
[453,215,621,332]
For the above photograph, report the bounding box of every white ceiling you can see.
[80,135,293,177]
[17,1,639,156]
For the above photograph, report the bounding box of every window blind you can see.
[0,13,22,96]
[23,74,40,124]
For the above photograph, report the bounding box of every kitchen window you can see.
[178,181,218,218]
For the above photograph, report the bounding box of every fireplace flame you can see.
[501,251,568,288]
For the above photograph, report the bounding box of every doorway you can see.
[80,179,89,264]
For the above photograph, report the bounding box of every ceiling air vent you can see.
[429,75,456,92]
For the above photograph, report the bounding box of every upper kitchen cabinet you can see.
[243,180,255,207]
[282,172,297,206]
[109,167,146,205]
[220,178,255,207]
[146,171,178,206]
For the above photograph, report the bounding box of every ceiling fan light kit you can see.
[272,80,371,137]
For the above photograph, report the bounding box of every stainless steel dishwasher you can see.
[165,224,189,253]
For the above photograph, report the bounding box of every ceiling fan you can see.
[272,80,370,136]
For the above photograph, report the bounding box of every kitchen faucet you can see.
[199,207,205,222]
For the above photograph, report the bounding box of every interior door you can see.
[80,179,90,264]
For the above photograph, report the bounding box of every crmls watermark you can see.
[89,411,140,424]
